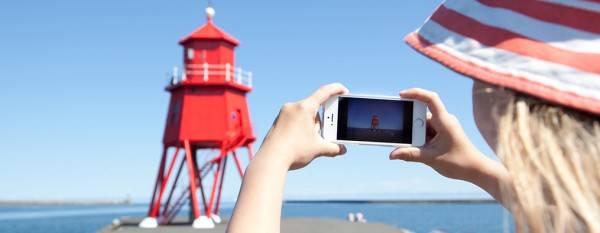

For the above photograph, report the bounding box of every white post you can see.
[225,63,231,82]
[237,67,242,84]
[181,65,187,81]
[248,71,253,88]
[172,66,178,84]
[203,63,209,81]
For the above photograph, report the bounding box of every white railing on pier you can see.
[170,63,252,88]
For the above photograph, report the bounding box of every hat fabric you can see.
[406,0,600,115]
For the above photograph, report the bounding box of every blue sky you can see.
[0,1,496,202]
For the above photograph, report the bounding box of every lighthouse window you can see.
[231,112,236,120]
[170,101,181,125]
[187,48,194,60]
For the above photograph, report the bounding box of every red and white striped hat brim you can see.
[405,0,600,115]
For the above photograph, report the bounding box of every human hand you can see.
[258,83,349,170]
[389,88,488,181]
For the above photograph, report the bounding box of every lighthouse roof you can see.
[179,18,240,46]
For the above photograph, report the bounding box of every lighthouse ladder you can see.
[160,150,221,224]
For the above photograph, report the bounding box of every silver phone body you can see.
[322,94,427,147]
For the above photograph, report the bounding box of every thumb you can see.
[320,142,347,157]
[389,147,424,163]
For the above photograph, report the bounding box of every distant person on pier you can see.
[347,212,355,222]
[356,212,367,224]
[226,1,600,233]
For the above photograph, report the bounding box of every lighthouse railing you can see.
[171,63,252,88]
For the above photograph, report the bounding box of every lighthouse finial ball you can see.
[205,7,215,19]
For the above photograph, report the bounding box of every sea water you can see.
[0,203,513,233]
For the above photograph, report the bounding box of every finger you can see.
[320,142,347,157]
[399,88,447,116]
[306,83,349,106]
[425,112,436,138]
[315,112,323,132]
[389,147,423,163]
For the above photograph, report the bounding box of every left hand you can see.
[258,83,349,170]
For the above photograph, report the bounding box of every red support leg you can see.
[198,177,209,214]
[163,147,180,188]
[184,140,201,219]
[196,160,210,215]
[215,154,228,215]
[206,153,224,217]
[163,156,186,216]
[152,146,180,218]
[232,151,245,177]
[148,146,168,217]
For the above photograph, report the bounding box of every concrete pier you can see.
[98,217,414,233]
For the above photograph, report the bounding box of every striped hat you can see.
[405,0,600,115]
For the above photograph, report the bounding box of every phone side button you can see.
[414,118,425,127]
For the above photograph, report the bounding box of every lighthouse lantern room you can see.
[139,6,255,229]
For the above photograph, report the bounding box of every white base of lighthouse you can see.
[193,216,216,229]
[138,217,158,228]
[211,214,222,224]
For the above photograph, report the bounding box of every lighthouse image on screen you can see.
[337,97,413,143]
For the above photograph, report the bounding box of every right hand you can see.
[389,88,487,181]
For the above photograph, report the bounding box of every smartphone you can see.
[322,94,427,147]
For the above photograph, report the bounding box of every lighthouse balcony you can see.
[169,63,252,89]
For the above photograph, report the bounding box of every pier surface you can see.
[98,217,414,233]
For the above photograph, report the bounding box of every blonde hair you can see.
[496,92,600,232]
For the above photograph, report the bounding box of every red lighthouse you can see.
[140,6,255,229]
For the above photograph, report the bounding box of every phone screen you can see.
[337,97,413,143]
